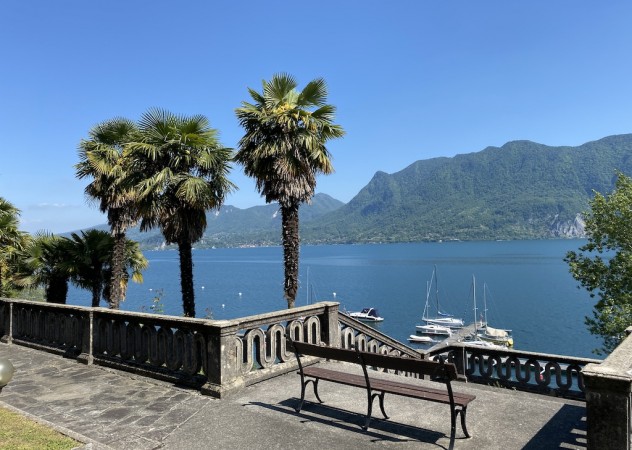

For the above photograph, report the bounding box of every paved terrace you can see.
[0,343,587,450]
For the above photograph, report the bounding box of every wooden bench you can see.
[288,338,476,450]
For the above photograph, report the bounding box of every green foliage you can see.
[565,172,632,354]
[0,198,30,297]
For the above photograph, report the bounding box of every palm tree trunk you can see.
[109,229,126,309]
[91,283,102,308]
[46,275,68,304]
[178,238,196,317]
[281,202,300,308]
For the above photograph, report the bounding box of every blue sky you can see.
[2,1,632,233]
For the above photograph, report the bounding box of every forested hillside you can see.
[302,134,632,243]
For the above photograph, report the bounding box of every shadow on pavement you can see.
[522,404,587,450]
[248,398,452,448]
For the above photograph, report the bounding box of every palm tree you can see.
[128,108,234,317]
[76,118,139,309]
[235,74,344,308]
[16,232,71,304]
[65,230,112,307]
[64,229,148,308]
[0,197,30,298]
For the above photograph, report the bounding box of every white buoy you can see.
[238,292,242,297]
[222,304,225,308]
[333,292,337,299]
[201,286,205,290]
[149,288,153,292]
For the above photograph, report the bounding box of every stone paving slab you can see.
[0,343,587,449]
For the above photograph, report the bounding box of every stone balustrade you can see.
[1,298,419,397]
[428,344,601,400]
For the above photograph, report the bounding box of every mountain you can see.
[301,134,632,243]
[122,193,344,249]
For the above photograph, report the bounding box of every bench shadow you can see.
[522,404,587,450]
[246,398,451,448]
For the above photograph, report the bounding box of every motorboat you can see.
[408,335,435,343]
[349,307,384,322]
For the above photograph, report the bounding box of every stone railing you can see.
[0,298,423,396]
[582,326,632,450]
[427,343,601,400]
[0,298,345,398]
[338,312,421,358]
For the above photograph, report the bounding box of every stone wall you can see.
[583,326,632,450]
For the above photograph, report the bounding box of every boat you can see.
[466,276,512,349]
[476,282,514,347]
[408,335,435,343]
[349,307,384,322]
[415,324,452,336]
[421,266,464,328]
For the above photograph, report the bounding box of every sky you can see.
[2,1,632,233]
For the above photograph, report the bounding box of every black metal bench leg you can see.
[376,392,389,419]
[363,391,375,430]
[312,379,323,403]
[296,379,323,413]
[449,408,457,450]
[457,406,471,438]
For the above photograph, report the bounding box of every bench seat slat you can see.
[303,366,475,407]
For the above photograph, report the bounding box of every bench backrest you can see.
[289,340,360,365]
[358,351,458,381]
[288,338,457,382]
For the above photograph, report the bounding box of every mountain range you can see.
[83,134,632,248]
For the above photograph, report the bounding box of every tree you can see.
[0,197,30,297]
[102,238,148,303]
[76,118,139,309]
[128,108,234,317]
[235,73,344,308]
[64,229,148,308]
[565,172,632,354]
[65,230,113,307]
[17,233,71,304]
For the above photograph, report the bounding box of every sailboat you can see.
[477,282,514,347]
[422,266,464,328]
[462,276,510,349]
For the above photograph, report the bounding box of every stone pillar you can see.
[201,321,243,399]
[583,327,632,450]
[0,301,12,344]
[320,301,340,347]
[77,310,94,365]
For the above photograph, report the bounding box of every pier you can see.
[425,323,478,353]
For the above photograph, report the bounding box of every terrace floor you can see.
[0,343,587,450]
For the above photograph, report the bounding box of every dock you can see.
[425,323,477,353]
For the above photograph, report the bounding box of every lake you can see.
[67,239,602,359]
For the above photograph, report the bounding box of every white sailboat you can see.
[463,276,510,350]
[477,282,514,347]
[422,266,464,328]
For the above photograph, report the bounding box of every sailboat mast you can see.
[306,266,309,306]
[473,275,477,334]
